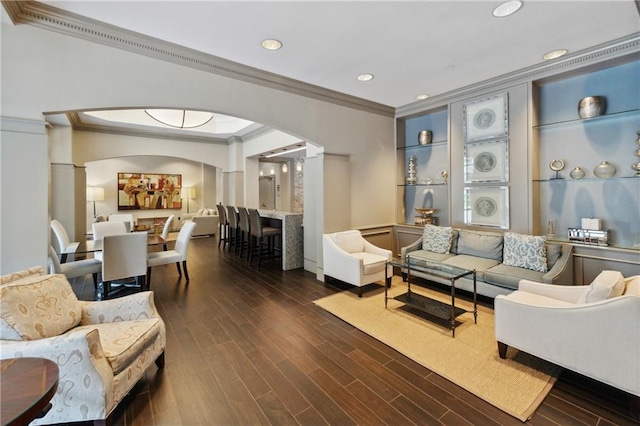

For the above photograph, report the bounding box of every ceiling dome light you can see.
[144,109,213,129]
[543,49,568,60]
[416,94,430,100]
[261,39,282,50]
[493,0,523,17]
[357,73,374,82]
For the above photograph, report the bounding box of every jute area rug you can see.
[313,280,562,422]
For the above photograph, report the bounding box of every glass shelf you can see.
[398,183,448,187]
[533,108,639,130]
[397,140,447,151]
[533,176,640,183]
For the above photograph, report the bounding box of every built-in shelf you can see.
[398,140,448,151]
[534,176,640,183]
[398,183,448,187]
[533,108,639,131]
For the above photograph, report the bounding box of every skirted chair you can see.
[248,208,281,268]
[0,266,166,425]
[160,214,174,250]
[495,271,640,416]
[322,230,393,297]
[101,232,148,299]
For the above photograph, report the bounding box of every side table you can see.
[0,358,59,426]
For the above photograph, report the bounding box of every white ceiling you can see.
[39,0,640,108]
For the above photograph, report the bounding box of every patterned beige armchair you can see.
[0,266,166,425]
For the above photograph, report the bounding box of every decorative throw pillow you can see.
[0,266,45,286]
[335,230,364,254]
[580,270,625,303]
[503,232,548,273]
[0,274,81,340]
[422,225,453,254]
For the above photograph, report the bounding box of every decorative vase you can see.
[418,130,432,145]
[578,96,606,119]
[570,166,586,179]
[406,155,417,185]
[593,161,616,178]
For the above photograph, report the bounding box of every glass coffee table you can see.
[385,255,477,337]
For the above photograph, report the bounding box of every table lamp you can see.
[181,187,196,213]
[87,186,104,218]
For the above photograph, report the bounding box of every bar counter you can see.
[259,210,303,270]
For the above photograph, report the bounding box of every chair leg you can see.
[175,262,182,277]
[61,253,68,263]
[357,287,363,297]
[147,267,152,287]
[155,351,165,369]
[92,273,98,289]
[182,260,189,281]
[497,341,508,359]
[93,412,113,426]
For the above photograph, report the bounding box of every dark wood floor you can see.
[70,236,638,426]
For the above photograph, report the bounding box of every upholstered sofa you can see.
[0,267,166,425]
[400,225,574,298]
[495,272,640,416]
[183,208,218,236]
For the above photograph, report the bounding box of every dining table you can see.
[75,234,167,254]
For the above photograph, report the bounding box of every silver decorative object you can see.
[570,166,586,179]
[549,159,565,179]
[633,130,640,177]
[441,170,448,184]
[593,161,617,178]
[418,130,432,145]
[578,96,606,119]
[406,155,417,185]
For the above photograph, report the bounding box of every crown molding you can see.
[3,1,394,118]
[396,33,640,118]
[67,112,230,144]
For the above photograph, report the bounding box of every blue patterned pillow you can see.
[503,232,548,273]
[422,225,453,254]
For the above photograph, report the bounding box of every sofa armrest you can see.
[80,291,159,324]
[542,244,573,285]
[0,328,115,418]
[518,279,588,303]
[400,236,423,261]
[323,235,364,284]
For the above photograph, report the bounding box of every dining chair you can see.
[48,245,101,289]
[226,206,240,253]
[101,232,148,299]
[147,221,197,286]
[160,214,174,250]
[216,204,228,249]
[108,213,134,232]
[50,219,79,263]
[236,207,251,259]
[248,208,281,268]
[92,221,128,261]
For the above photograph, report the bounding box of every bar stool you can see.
[248,208,281,268]
[236,207,251,259]
[216,204,228,249]
[226,206,240,253]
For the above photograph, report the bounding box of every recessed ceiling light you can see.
[261,39,282,50]
[543,49,568,60]
[493,0,523,17]
[357,73,374,82]
[416,94,430,100]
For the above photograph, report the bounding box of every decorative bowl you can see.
[578,96,606,119]
[415,208,437,216]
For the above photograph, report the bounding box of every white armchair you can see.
[0,268,166,425]
[323,230,392,297]
[495,271,640,416]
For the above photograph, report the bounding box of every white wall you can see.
[0,18,394,274]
